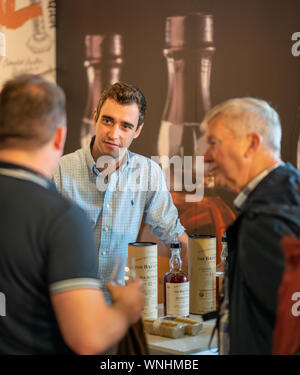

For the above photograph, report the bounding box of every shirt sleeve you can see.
[143,159,185,245]
[46,202,100,294]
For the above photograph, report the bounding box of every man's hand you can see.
[106,278,144,325]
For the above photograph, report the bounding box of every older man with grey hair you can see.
[204,97,300,354]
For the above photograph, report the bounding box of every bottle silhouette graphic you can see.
[81,33,123,148]
[158,13,214,168]
[157,13,235,264]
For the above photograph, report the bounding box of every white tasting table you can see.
[146,305,218,355]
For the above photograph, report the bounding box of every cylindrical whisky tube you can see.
[188,235,216,314]
[128,242,158,319]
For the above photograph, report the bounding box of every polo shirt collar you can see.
[0,161,55,190]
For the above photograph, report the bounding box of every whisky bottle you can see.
[163,240,189,317]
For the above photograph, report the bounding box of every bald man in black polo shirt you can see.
[0,74,143,354]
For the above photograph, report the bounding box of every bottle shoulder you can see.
[164,271,189,283]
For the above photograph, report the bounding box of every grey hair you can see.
[201,97,282,156]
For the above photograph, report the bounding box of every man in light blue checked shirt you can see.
[53,82,187,300]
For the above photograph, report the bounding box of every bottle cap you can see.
[165,13,214,49]
[85,33,123,59]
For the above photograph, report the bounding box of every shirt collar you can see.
[84,136,97,175]
[84,136,131,177]
[0,160,55,191]
[234,161,283,210]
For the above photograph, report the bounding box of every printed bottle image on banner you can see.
[157,13,235,260]
[81,33,123,148]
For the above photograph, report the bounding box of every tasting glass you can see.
[109,256,136,285]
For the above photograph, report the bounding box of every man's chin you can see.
[215,175,237,193]
[99,143,121,156]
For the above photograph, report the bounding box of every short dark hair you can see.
[95,82,146,129]
[0,74,66,149]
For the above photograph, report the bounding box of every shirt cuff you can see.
[49,278,101,294]
[161,225,186,245]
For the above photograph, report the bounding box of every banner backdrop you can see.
[0,0,56,87]
[57,0,300,163]
[56,0,300,301]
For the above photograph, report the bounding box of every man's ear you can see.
[245,132,261,157]
[93,108,98,127]
[133,123,143,139]
[53,125,67,152]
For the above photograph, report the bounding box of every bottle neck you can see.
[162,48,214,125]
[83,60,123,121]
[169,249,182,272]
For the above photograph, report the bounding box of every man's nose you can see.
[204,149,212,163]
[107,124,121,139]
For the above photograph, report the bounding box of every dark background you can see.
[56,0,300,165]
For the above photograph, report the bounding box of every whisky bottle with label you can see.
[163,239,189,317]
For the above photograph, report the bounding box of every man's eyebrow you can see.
[101,115,135,129]
[101,114,114,121]
[121,121,135,129]
[207,135,221,142]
